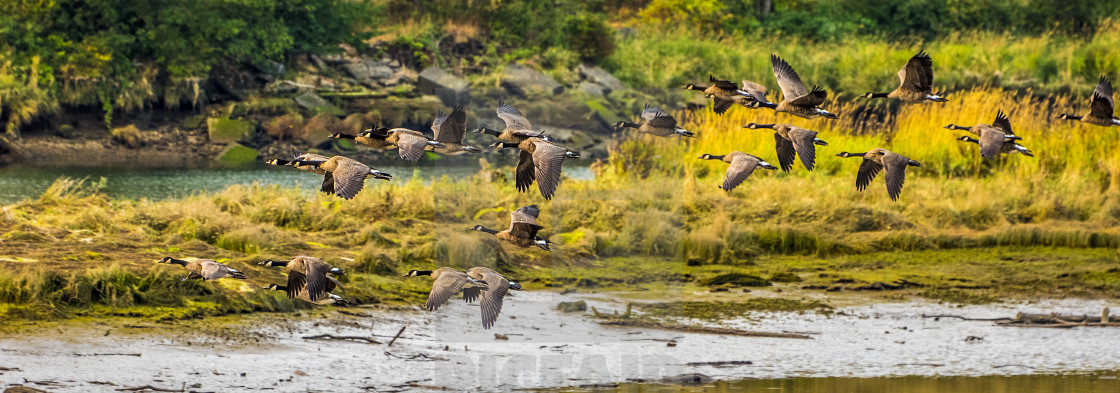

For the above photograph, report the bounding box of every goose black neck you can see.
[689,85,708,91]
[1063,115,1082,120]
[757,102,778,109]
[334,133,356,140]
[475,226,499,235]
[414,270,433,276]
[868,93,889,98]
[291,160,321,168]
[961,137,979,143]
[619,121,640,129]
[701,155,725,160]
[270,159,291,166]
[265,260,289,267]
[494,142,519,149]
[270,284,288,291]
[166,258,188,266]
[749,123,775,129]
[950,125,971,130]
[478,127,501,136]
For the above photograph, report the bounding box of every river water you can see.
[1,292,1118,392]
[0,161,594,204]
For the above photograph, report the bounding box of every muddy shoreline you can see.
[2,291,1118,391]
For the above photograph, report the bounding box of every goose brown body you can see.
[470,205,551,250]
[836,149,921,201]
[159,257,246,280]
[1060,75,1120,127]
[862,50,947,103]
[744,123,828,172]
[759,55,839,119]
[697,151,778,192]
[426,105,482,155]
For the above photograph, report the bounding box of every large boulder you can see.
[295,92,343,115]
[343,60,394,82]
[417,67,470,106]
[208,60,260,100]
[501,64,563,97]
[217,143,259,166]
[206,117,253,144]
[577,64,624,92]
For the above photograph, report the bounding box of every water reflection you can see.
[591,374,1120,393]
[0,161,593,203]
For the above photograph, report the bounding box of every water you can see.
[0,161,594,203]
[600,374,1120,392]
[3,293,1118,392]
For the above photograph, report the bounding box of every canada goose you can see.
[611,104,694,137]
[263,278,347,304]
[158,257,246,281]
[405,267,488,312]
[683,75,750,115]
[469,205,551,250]
[491,138,579,200]
[738,80,771,107]
[427,105,482,155]
[474,101,552,143]
[330,126,393,149]
[291,155,392,199]
[956,135,1033,157]
[382,128,445,162]
[944,110,1023,158]
[744,123,828,171]
[259,256,345,301]
[466,266,522,329]
[697,152,778,192]
[1059,76,1120,127]
[836,149,921,201]
[267,152,329,175]
[862,50,948,103]
[755,55,838,119]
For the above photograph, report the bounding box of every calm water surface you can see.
[595,374,1120,393]
[0,161,593,203]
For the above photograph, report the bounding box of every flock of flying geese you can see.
[156,51,1120,329]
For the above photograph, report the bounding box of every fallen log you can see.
[301,334,381,344]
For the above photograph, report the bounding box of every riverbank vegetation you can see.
[5,0,1120,138]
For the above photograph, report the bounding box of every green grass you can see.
[605,23,1120,96]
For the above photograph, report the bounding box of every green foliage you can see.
[0,0,380,134]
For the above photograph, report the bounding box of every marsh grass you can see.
[607,23,1120,95]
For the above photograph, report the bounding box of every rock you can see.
[586,99,623,129]
[217,143,259,165]
[206,117,253,144]
[295,92,343,115]
[56,124,77,139]
[659,373,714,386]
[556,301,587,313]
[501,64,563,96]
[577,81,606,96]
[343,60,394,81]
[417,67,470,106]
[111,125,142,149]
[182,115,206,129]
[208,60,259,100]
[578,64,624,92]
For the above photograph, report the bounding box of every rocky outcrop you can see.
[418,67,470,106]
[501,64,563,97]
[577,64,624,93]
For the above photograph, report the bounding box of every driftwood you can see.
[997,309,1118,328]
[921,314,1013,322]
[114,387,182,391]
[597,320,812,339]
[301,334,382,344]
[685,360,754,367]
[388,326,407,347]
[74,353,142,357]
